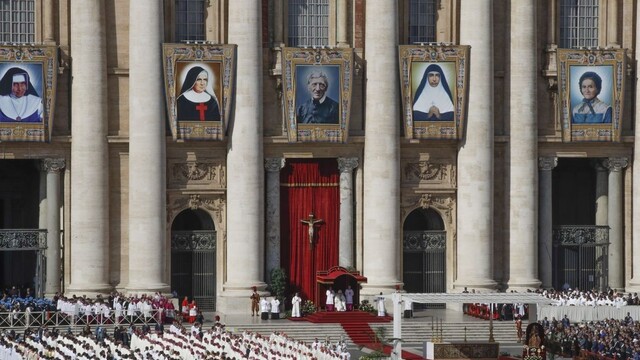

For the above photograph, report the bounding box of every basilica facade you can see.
[0,0,637,314]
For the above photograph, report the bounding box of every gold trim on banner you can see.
[281,182,339,187]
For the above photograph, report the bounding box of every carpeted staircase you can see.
[292,311,425,359]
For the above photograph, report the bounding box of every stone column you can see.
[507,0,540,291]
[337,0,349,47]
[43,158,65,296]
[67,0,111,296]
[222,0,266,313]
[628,10,640,292]
[606,0,618,47]
[265,158,285,284]
[538,156,557,289]
[456,0,496,291]
[273,0,284,46]
[594,161,608,227]
[338,157,358,268]
[127,0,169,294]
[603,157,628,291]
[362,1,401,295]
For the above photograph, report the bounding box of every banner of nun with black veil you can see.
[0,46,57,142]
[162,44,237,141]
[398,45,469,140]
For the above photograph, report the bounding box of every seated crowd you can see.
[538,288,640,307]
[0,321,350,360]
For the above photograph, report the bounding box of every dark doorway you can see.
[171,208,216,311]
[402,207,446,309]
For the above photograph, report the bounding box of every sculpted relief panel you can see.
[168,158,226,189]
[402,158,456,188]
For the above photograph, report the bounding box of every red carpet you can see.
[290,311,425,359]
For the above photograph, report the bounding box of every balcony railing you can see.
[552,225,609,246]
[403,230,446,251]
[0,229,47,250]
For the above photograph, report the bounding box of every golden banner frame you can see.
[163,44,237,141]
[0,46,57,142]
[557,48,626,142]
[281,48,353,143]
[398,45,470,140]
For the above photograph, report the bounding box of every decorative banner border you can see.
[557,48,626,142]
[0,46,57,142]
[282,48,353,143]
[162,44,237,141]
[399,45,470,140]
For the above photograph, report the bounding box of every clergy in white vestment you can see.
[375,293,386,317]
[291,293,302,318]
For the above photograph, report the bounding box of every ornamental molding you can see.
[264,158,285,172]
[337,157,359,173]
[401,193,456,225]
[538,156,557,171]
[168,159,225,189]
[167,194,226,232]
[603,157,629,172]
[403,159,455,187]
[43,158,66,173]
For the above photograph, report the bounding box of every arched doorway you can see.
[402,207,446,308]
[171,208,217,311]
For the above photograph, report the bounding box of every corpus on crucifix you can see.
[300,212,324,247]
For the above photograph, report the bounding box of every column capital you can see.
[264,158,285,172]
[538,156,557,171]
[603,157,629,172]
[43,158,66,173]
[338,157,359,173]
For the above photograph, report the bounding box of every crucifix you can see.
[300,212,324,249]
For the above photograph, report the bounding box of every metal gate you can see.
[403,230,446,309]
[171,230,216,311]
[0,229,47,297]
[553,225,609,292]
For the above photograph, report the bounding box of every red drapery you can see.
[280,159,340,305]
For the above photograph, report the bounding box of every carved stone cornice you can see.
[603,157,629,172]
[43,158,66,173]
[538,156,558,171]
[337,157,359,173]
[264,158,285,172]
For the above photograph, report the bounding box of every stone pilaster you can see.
[338,157,358,268]
[67,0,111,296]
[538,156,557,289]
[337,0,349,47]
[628,9,640,292]
[594,161,608,227]
[221,0,266,313]
[456,0,496,291]
[127,0,169,294]
[507,0,540,291]
[43,158,65,296]
[265,158,285,284]
[603,157,628,291]
[362,0,401,295]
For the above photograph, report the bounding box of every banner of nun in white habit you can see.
[0,46,58,142]
[556,48,626,142]
[163,44,237,141]
[398,45,469,140]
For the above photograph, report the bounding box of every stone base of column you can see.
[125,283,170,296]
[217,283,269,315]
[360,282,402,297]
[66,283,113,297]
[506,278,542,292]
[454,278,497,292]
[624,280,640,293]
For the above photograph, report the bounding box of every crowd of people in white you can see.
[540,289,640,307]
[0,322,351,360]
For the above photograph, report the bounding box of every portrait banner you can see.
[281,48,353,143]
[0,46,58,142]
[162,44,237,141]
[557,49,626,142]
[398,45,470,140]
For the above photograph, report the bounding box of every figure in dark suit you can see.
[296,70,339,124]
